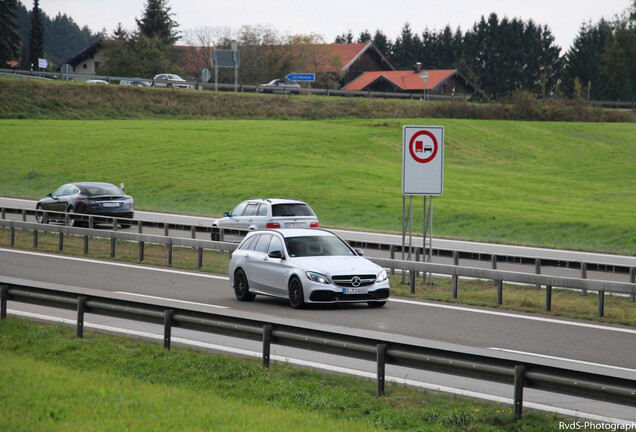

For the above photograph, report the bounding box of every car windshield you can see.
[166,74,183,80]
[83,184,124,196]
[272,203,314,217]
[285,235,354,257]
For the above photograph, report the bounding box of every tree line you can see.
[1,0,634,101]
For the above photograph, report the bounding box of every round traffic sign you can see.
[408,130,438,163]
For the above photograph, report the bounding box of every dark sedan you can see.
[36,182,134,227]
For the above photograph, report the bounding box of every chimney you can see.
[414,62,421,73]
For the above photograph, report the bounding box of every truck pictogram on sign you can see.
[409,130,438,163]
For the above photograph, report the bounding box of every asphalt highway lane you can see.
[2,248,634,372]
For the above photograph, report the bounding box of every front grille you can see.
[331,274,376,287]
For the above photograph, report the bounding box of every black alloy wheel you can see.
[35,204,46,224]
[234,269,255,301]
[288,277,305,309]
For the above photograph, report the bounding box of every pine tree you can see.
[27,0,43,69]
[136,0,179,46]
[0,0,21,67]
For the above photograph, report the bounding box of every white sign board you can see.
[402,125,444,195]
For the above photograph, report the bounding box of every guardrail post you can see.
[76,296,86,338]
[262,324,272,368]
[58,231,64,251]
[453,250,459,266]
[10,223,14,246]
[139,241,145,262]
[513,365,526,420]
[89,216,94,229]
[409,270,415,294]
[112,218,118,231]
[545,285,552,311]
[110,236,116,258]
[1,207,5,219]
[630,268,635,302]
[138,221,143,234]
[581,263,588,296]
[496,280,503,305]
[84,233,89,255]
[164,310,173,350]
[21,208,26,222]
[33,228,38,248]
[534,259,541,289]
[1,284,8,320]
[390,245,395,275]
[491,255,497,285]
[452,273,458,299]
[598,290,605,318]
[167,242,173,266]
[197,247,203,269]
[219,228,225,242]
[164,223,169,236]
[191,226,196,239]
[377,344,386,397]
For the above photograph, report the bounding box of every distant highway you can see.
[2,196,635,284]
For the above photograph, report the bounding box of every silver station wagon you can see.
[228,228,390,308]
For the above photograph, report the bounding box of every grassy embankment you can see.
[0,318,580,431]
[1,118,635,255]
[1,77,634,122]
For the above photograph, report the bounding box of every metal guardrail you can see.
[3,205,636,286]
[1,209,635,316]
[0,277,634,420]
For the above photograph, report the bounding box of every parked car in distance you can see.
[36,182,134,227]
[256,79,301,94]
[86,79,109,85]
[211,198,319,240]
[229,228,390,308]
[120,78,151,87]
[152,74,190,89]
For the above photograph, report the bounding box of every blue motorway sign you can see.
[285,73,315,82]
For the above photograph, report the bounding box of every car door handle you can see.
[245,254,250,259]
[263,256,269,261]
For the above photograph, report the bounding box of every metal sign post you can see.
[401,126,444,287]
[212,43,240,92]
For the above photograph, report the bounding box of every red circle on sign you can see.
[409,130,438,163]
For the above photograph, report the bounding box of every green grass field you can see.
[0,318,570,431]
[1,118,634,255]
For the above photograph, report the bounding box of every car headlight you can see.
[306,271,330,284]
[377,269,388,283]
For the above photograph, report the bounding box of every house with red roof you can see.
[342,66,486,99]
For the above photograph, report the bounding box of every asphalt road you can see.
[2,248,635,422]
[2,196,635,283]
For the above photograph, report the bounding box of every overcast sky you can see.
[24,0,631,51]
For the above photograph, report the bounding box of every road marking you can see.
[488,348,636,374]
[3,248,634,335]
[0,248,230,280]
[389,297,636,335]
[8,308,635,426]
[114,292,229,309]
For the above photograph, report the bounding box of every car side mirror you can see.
[223,212,230,217]
[46,193,52,198]
[268,250,284,260]
[355,248,364,256]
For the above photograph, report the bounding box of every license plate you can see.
[343,287,368,295]
[285,222,304,228]
[102,202,120,207]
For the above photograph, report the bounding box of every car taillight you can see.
[266,223,280,228]
[310,222,319,228]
